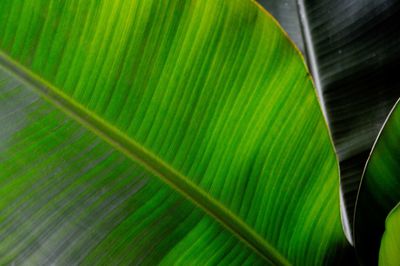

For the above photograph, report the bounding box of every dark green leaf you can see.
[354,99,400,264]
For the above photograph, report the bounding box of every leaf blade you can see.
[0,49,289,265]
[379,203,400,266]
[0,66,266,265]
[0,0,347,264]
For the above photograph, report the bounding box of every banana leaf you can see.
[354,99,400,265]
[379,203,400,266]
[0,67,266,265]
[0,0,349,264]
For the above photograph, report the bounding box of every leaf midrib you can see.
[0,50,290,266]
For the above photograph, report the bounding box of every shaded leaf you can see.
[296,0,400,237]
[354,99,400,264]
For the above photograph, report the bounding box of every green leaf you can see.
[354,99,400,264]
[379,203,400,266]
[0,67,266,265]
[0,0,348,264]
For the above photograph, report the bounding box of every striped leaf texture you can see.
[0,67,266,265]
[354,99,400,265]
[379,203,400,266]
[258,0,400,240]
[298,0,400,238]
[0,0,348,264]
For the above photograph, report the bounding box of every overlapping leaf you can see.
[297,0,400,236]
[261,0,400,238]
[354,99,400,264]
[0,0,348,264]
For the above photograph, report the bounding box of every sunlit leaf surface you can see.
[0,0,348,264]
[0,67,265,265]
[379,203,400,266]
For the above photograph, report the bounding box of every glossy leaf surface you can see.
[379,203,400,266]
[354,99,400,264]
[0,0,347,264]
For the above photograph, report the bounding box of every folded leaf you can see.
[379,203,400,266]
[354,99,400,264]
[0,0,348,264]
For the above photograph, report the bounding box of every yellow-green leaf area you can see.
[379,203,400,266]
[0,0,347,264]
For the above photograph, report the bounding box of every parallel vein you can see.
[0,0,346,264]
[0,51,288,265]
